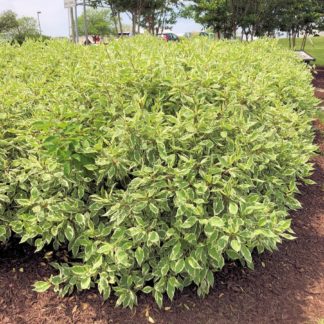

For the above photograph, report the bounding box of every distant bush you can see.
[0,37,317,308]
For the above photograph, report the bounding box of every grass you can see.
[278,36,324,67]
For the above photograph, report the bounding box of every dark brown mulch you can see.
[0,90,324,324]
[312,67,324,89]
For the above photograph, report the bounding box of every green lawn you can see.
[278,36,324,67]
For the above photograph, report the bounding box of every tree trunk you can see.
[109,4,118,34]
[137,12,141,34]
[132,13,136,35]
[151,14,155,34]
[288,31,291,49]
[113,17,118,34]
[117,12,123,33]
[137,15,141,34]
[292,31,296,49]
[232,25,237,39]
[301,32,308,50]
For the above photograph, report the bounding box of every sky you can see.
[0,0,202,37]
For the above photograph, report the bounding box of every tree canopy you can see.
[88,0,179,34]
[0,10,40,44]
[0,10,19,33]
[77,8,115,35]
[182,0,324,44]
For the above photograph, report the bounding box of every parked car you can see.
[118,32,132,38]
[158,32,179,42]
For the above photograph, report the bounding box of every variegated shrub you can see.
[0,37,318,308]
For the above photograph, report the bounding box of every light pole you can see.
[37,11,42,35]
[74,4,79,43]
[82,0,89,44]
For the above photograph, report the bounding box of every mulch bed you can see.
[0,79,324,324]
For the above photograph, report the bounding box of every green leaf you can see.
[226,249,240,260]
[172,259,185,273]
[71,265,88,276]
[209,216,224,228]
[230,239,241,252]
[170,242,182,261]
[216,235,229,250]
[241,245,252,263]
[147,231,160,246]
[142,286,153,294]
[80,277,91,289]
[0,225,7,238]
[187,256,202,269]
[220,131,227,138]
[181,216,197,229]
[0,194,10,204]
[75,213,86,226]
[132,201,147,213]
[135,246,144,266]
[92,255,103,269]
[208,247,222,262]
[229,202,238,215]
[33,281,51,293]
[280,233,296,240]
[64,162,71,176]
[149,203,159,215]
[213,195,224,215]
[167,277,176,301]
[98,276,111,300]
[64,223,75,241]
[161,262,170,277]
[153,290,163,308]
[115,249,129,266]
[97,243,112,254]
[206,270,214,288]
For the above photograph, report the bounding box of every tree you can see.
[274,0,323,49]
[140,0,178,35]
[0,10,40,44]
[181,0,237,39]
[88,0,124,33]
[0,10,19,33]
[77,8,115,35]
[183,0,324,43]
[12,17,40,44]
[89,0,179,35]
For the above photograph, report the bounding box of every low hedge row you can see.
[0,37,317,308]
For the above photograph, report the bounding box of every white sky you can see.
[0,0,202,36]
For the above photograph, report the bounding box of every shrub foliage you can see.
[0,37,317,307]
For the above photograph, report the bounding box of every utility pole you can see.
[37,11,42,35]
[70,7,76,43]
[82,0,89,44]
[74,4,79,43]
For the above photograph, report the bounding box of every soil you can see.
[314,68,324,105]
[0,78,324,324]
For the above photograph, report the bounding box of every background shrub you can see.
[0,37,318,308]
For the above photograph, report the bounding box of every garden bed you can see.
[0,41,323,323]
